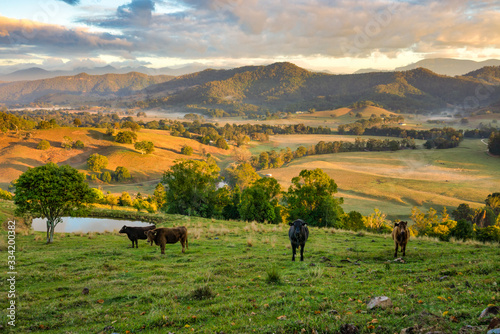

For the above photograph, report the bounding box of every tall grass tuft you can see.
[266,265,281,284]
[190,285,215,300]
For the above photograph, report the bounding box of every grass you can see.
[259,138,499,220]
[2,212,499,333]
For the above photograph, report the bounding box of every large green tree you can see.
[239,177,283,224]
[87,153,108,172]
[162,159,220,217]
[225,162,260,189]
[284,169,344,227]
[134,141,155,154]
[14,163,95,243]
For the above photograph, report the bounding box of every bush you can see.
[450,219,474,241]
[37,140,51,150]
[0,188,13,200]
[73,140,85,149]
[475,226,500,243]
[181,146,193,155]
[114,166,131,182]
[87,154,108,172]
[115,131,137,144]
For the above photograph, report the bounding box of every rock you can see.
[481,306,500,318]
[439,276,449,281]
[82,287,89,295]
[367,296,393,310]
[487,329,500,334]
[339,323,359,334]
[459,325,485,333]
[400,327,417,334]
[328,309,339,314]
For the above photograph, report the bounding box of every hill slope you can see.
[138,63,500,113]
[0,72,174,104]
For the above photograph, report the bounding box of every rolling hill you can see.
[2,62,500,115]
[137,62,500,113]
[395,58,500,76]
[0,72,174,104]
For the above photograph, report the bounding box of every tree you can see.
[37,140,51,150]
[225,162,260,189]
[181,146,194,155]
[115,131,137,144]
[73,140,85,149]
[239,177,283,224]
[87,153,108,172]
[452,203,474,223]
[114,166,131,182]
[14,163,94,243]
[73,118,82,127]
[119,191,133,206]
[61,136,73,149]
[343,211,364,231]
[215,137,229,150]
[134,141,154,154]
[284,169,344,227]
[488,132,500,155]
[100,171,112,183]
[162,159,220,217]
[152,183,166,210]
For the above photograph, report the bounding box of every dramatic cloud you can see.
[0,16,133,57]
[2,0,500,71]
[59,0,80,5]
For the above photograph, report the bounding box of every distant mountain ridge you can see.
[0,72,173,104]
[395,58,500,76]
[0,63,218,82]
[1,62,500,113]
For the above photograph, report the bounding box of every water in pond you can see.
[32,217,152,233]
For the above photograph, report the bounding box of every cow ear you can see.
[289,222,294,226]
[394,222,399,226]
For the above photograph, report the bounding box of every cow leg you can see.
[300,244,305,261]
[402,243,406,257]
[394,243,398,258]
[160,242,165,255]
[134,239,138,248]
[291,244,296,261]
[181,240,185,253]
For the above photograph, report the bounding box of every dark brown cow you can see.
[119,225,155,248]
[392,221,410,257]
[288,219,309,261]
[145,226,188,254]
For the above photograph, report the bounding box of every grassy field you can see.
[1,211,499,333]
[255,137,499,220]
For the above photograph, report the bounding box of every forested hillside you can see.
[0,72,173,104]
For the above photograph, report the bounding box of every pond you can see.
[32,217,152,233]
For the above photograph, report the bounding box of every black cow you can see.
[288,219,309,261]
[119,225,155,248]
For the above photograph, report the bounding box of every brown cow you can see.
[145,226,188,254]
[392,221,410,257]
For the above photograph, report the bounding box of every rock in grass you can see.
[481,306,500,318]
[339,323,359,334]
[487,329,500,334]
[367,296,392,310]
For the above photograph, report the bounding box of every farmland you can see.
[2,211,499,333]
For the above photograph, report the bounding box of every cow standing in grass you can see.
[119,225,155,248]
[288,219,309,261]
[392,221,410,257]
[145,226,188,255]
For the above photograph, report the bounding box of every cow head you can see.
[397,221,408,229]
[289,219,307,236]
[145,229,158,245]
[119,225,128,233]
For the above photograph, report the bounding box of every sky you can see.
[1,0,500,73]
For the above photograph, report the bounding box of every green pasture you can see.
[1,213,499,333]
[255,138,499,220]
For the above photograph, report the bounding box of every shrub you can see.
[87,154,108,172]
[37,140,51,150]
[450,219,474,241]
[181,146,193,155]
[115,131,137,144]
[0,188,13,200]
[73,140,85,149]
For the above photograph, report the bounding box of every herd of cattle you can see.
[119,219,410,261]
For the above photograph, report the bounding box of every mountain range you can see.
[1,62,500,114]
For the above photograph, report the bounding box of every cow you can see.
[288,219,309,261]
[144,226,188,255]
[118,225,155,248]
[392,221,410,257]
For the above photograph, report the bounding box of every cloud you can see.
[0,16,133,57]
[4,0,500,67]
[59,0,80,5]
